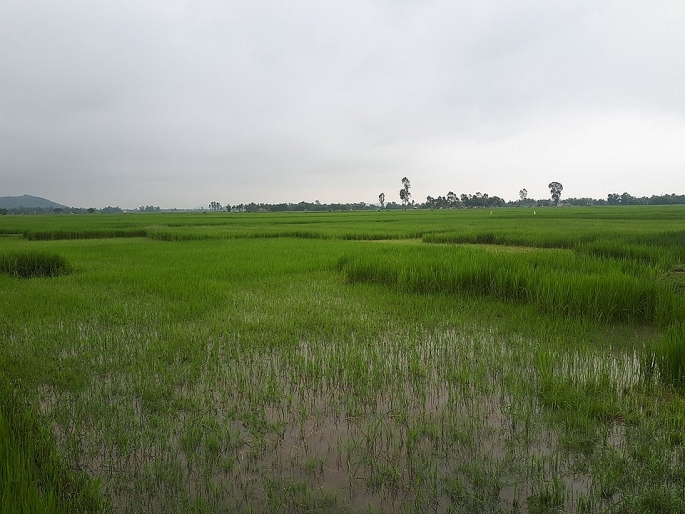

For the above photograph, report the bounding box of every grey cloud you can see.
[2,0,684,207]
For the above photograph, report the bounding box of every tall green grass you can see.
[23,228,147,240]
[0,250,72,278]
[424,228,685,269]
[1,408,63,514]
[648,323,685,387]
[338,244,684,326]
[0,378,103,513]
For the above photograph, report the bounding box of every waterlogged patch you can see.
[47,329,607,513]
[0,250,72,278]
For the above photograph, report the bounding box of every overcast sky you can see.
[2,1,684,208]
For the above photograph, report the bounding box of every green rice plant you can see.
[422,228,583,249]
[536,349,624,432]
[338,243,685,326]
[24,228,147,240]
[0,250,72,278]
[0,228,23,235]
[622,485,685,514]
[635,229,685,253]
[576,240,683,269]
[664,267,685,293]
[0,409,63,514]
[527,476,566,514]
[649,323,685,387]
[0,378,103,513]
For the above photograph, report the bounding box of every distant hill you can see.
[0,195,68,209]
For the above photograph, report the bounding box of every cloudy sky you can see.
[2,1,684,208]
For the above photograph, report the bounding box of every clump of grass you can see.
[527,476,566,514]
[649,323,685,388]
[0,251,72,278]
[0,378,103,513]
[1,408,64,514]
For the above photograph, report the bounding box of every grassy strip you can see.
[23,229,147,240]
[0,251,72,278]
[146,228,330,241]
[338,244,684,326]
[424,230,685,269]
[422,229,586,248]
[0,378,103,513]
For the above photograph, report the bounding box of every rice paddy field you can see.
[1,206,685,513]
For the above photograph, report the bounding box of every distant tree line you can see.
[228,201,373,213]
[424,192,506,209]
[209,190,685,213]
[604,192,685,205]
[505,192,685,208]
[4,191,685,216]
[0,205,125,215]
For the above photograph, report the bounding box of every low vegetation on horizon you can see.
[1,206,684,513]
[4,181,685,215]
